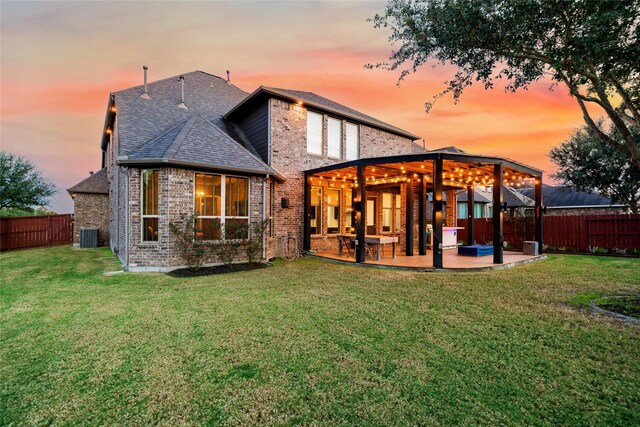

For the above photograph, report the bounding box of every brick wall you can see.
[72,192,109,246]
[445,190,458,226]
[268,98,416,255]
[127,167,270,270]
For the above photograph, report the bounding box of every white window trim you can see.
[306,110,324,157]
[327,116,343,160]
[194,172,251,240]
[345,122,359,161]
[141,169,160,243]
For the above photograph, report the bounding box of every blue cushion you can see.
[458,245,494,257]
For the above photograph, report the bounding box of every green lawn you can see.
[1,247,639,426]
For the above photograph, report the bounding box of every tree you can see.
[549,124,640,213]
[370,0,640,171]
[0,151,56,211]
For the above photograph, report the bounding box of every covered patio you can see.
[303,150,544,270]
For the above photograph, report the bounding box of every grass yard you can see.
[1,247,639,426]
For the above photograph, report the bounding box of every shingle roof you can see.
[111,71,279,177]
[67,168,108,195]
[225,86,421,140]
[456,186,534,207]
[124,114,280,177]
[519,185,616,207]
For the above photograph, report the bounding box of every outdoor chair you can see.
[365,241,377,259]
[337,236,353,257]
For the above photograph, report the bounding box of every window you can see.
[345,122,359,160]
[345,189,353,232]
[225,176,249,239]
[366,197,376,235]
[327,117,342,159]
[395,194,401,232]
[382,192,393,232]
[327,189,341,234]
[458,202,467,220]
[194,173,248,240]
[142,169,159,241]
[307,111,323,155]
[474,203,484,219]
[310,186,322,234]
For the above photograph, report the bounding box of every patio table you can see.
[337,234,398,260]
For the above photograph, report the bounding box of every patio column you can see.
[355,163,366,263]
[303,173,311,251]
[535,174,543,254]
[418,174,427,255]
[405,176,414,256]
[432,156,444,269]
[493,163,504,264]
[467,185,475,245]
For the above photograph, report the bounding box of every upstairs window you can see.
[307,111,323,155]
[142,170,159,241]
[327,117,342,159]
[345,122,359,160]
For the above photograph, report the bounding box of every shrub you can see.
[613,247,628,256]
[595,247,608,255]
[557,246,567,252]
[169,214,210,271]
[244,219,269,263]
[213,240,241,266]
[588,245,599,254]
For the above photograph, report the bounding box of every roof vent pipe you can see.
[178,76,187,109]
[141,66,150,99]
[226,70,230,82]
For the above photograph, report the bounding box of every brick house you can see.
[69,69,425,271]
[67,168,109,246]
[69,69,544,271]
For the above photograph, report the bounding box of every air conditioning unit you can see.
[80,228,99,248]
[523,241,539,255]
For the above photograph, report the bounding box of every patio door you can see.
[366,197,376,235]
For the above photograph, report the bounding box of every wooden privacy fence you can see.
[458,214,640,252]
[0,214,73,251]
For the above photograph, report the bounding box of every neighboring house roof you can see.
[456,188,492,204]
[519,185,620,207]
[456,186,534,207]
[67,168,108,195]
[429,146,466,154]
[121,114,282,178]
[225,86,421,140]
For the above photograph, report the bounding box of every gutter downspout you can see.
[263,174,269,260]
[126,168,130,268]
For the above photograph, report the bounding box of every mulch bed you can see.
[167,262,269,278]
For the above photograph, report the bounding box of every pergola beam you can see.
[433,156,444,269]
[467,185,475,245]
[535,177,544,254]
[355,164,366,263]
[493,163,504,264]
[405,178,414,256]
[418,174,427,255]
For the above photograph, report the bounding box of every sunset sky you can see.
[1,1,587,213]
